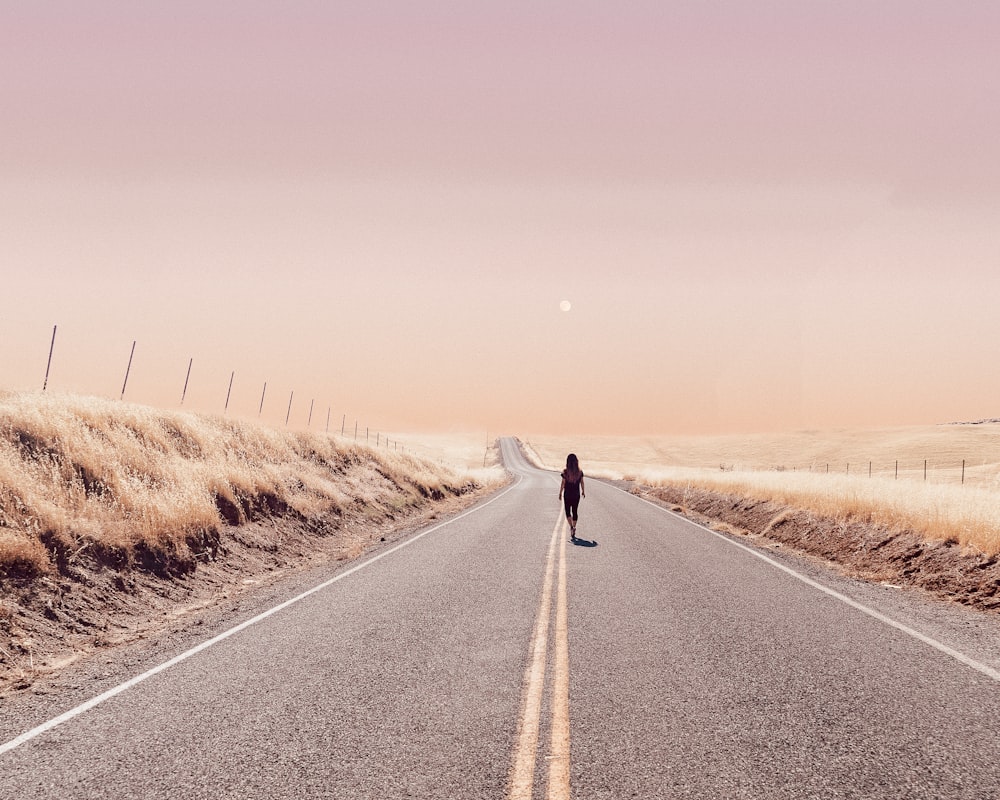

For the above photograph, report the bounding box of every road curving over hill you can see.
[2,437,1000,798]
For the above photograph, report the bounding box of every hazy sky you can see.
[3,1,999,435]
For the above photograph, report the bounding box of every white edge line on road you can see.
[0,474,523,758]
[614,484,1000,685]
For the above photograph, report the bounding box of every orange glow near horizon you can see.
[3,4,999,436]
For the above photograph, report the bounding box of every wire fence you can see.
[27,323,425,457]
[716,457,999,488]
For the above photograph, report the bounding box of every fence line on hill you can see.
[717,457,993,488]
[24,323,454,461]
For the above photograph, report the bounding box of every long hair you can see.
[565,453,581,479]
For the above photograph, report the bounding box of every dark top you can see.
[561,469,584,502]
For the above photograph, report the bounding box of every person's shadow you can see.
[571,536,598,547]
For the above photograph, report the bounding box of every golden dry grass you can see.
[525,426,1000,485]
[380,431,502,471]
[526,427,1000,555]
[0,391,501,580]
[649,469,1000,555]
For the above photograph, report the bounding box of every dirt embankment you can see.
[1,393,489,581]
[0,391,506,695]
[636,484,1000,612]
[0,482,497,696]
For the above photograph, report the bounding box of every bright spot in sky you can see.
[560,300,572,312]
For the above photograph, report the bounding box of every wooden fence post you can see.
[181,358,193,404]
[121,340,136,400]
[43,325,57,391]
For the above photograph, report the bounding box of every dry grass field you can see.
[525,425,1000,556]
[381,431,501,471]
[525,425,1000,485]
[0,391,501,582]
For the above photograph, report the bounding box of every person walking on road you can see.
[559,453,585,539]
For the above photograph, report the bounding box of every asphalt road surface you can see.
[2,437,1000,798]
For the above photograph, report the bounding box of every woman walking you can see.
[559,453,586,539]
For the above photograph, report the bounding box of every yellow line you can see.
[547,521,572,799]
[508,515,562,800]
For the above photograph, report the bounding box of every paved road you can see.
[2,437,1000,798]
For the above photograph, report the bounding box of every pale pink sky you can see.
[2,2,999,435]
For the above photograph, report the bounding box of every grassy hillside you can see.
[0,391,499,583]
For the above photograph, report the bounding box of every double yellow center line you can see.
[508,514,572,800]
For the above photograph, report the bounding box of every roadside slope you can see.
[522,434,1000,612]
[636,483,1000,612]
[0,390,504,693]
